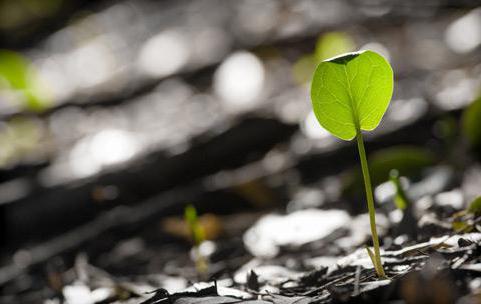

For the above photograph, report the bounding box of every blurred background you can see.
[1,0,481,303]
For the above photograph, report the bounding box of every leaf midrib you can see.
[342,64,360,130]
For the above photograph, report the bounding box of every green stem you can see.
[356,131,386,278]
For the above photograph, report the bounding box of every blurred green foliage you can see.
[434,115,458,143]
[462,96,481,152]
[293,31,355,85]
[0,49,50,112]
[0,0,63,30]
[314,32,355,62]
[0,117,44,168]
[467,196,481,215]
[292,55,317,85]
[343,146,436,197]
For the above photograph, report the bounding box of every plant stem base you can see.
[356,131,386,278]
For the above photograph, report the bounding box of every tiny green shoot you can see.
[468,196,481,215]
[184,204,208,277]
[389,169,410,210]
[310,50,394,278]
[452,196,481,233]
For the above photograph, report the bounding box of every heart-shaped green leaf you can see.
[310,50,393,140]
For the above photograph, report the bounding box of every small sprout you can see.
[185,204,205,245]
[310,50,394,278]
[184,204,208,277]
[389,170,417,239]
[452,196,481,233]
[389,169,410,210]
[467,196,481,215]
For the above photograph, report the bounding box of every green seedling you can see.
[467,196,481,214]
[452,196,481,233]
[389,169,410,210]
[184,204,208,277]
[310,50,393,278]
[389,170,418,239]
